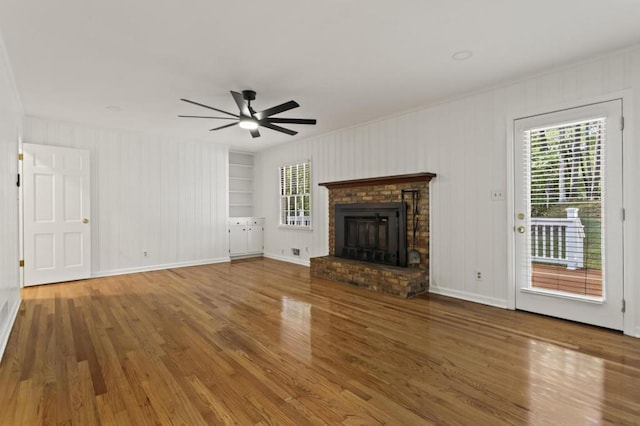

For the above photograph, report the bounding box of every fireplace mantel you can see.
[319,172,436,190]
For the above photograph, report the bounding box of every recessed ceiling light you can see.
[452,50,473,61]
[105,105,122,111]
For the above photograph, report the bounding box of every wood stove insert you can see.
[335,202,407,267]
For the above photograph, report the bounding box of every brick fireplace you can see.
[311,172,436,298]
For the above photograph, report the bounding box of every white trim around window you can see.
[279,161,312,229]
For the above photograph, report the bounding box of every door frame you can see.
[18,137,23,287]
[506,90,636,337]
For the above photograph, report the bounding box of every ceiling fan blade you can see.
[260,122,298,136]
[264,118,316,125]
[210,122,238,131]
[230,91,251,117]
[180,98,239,118]
[254,100,299,120]
[178,115,236,120]
[250,128,260,138]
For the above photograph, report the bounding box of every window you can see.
[518,112,611,298]
[279,161,311,228]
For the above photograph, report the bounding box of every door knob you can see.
[82,218,89,224]
[517,226,526,233]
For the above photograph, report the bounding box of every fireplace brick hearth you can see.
[311,173,436,298]
[311,255,427,298]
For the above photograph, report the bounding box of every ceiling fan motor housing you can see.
[242,90,256,101]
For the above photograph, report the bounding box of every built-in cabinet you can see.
[228,152,262,258]
[229,217,264,257]
[229,152,264,258]
[229,152,254,217]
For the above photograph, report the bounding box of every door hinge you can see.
[622,208,626,221]
[622,299,626,313]
[621,116,625,131]
[18,153,23,161]
[19,260,24,267]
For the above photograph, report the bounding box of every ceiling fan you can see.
[179,90,316,138]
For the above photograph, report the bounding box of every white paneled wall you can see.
[256,46,640,335]
[0,32,22,361]
[23,117,230,276]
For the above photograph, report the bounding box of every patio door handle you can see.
[517,226,526,233]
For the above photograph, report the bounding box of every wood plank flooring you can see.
[1,258,640,425]
[532,263,603,297]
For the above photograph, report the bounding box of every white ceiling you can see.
[1,0,640,151]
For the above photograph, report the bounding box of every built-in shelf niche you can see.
[229,152,254,217]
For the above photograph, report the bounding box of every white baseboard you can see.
[91,257,231,278]
[429,286,508,309]
[263,253,310,267]
[230,253,263,260]
[0,298,21,364]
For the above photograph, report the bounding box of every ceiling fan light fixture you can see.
[179,90,316,138]
[239,117,259,130]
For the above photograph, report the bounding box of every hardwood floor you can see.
[532,263,603,297]
[1,258,640,425]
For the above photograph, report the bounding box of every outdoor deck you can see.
[532,262,603,297]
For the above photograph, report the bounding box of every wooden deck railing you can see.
[531,208,585,270]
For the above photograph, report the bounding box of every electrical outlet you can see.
[476,271,482,281]
[491,190,505,201]
[292,248,300,256]
[143,251,148,257]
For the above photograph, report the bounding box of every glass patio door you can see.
[513,100,624,330]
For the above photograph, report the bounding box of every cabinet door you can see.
[229,225,248,255]
[247,226,263,253]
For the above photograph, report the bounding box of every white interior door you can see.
[513,100,624,330]
[23,143,91,286]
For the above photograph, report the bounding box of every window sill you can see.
[278,225,313,231]
[519,287,604,304]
